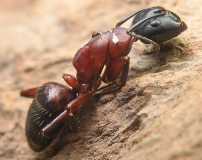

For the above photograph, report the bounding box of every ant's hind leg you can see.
[42,93,91,136]
[20,87,38,98]
[44,126,67,157]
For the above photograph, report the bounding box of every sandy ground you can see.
[0,0,202,160]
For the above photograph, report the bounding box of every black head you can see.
[130,6,187,43]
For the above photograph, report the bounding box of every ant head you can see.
[129,7,187,43]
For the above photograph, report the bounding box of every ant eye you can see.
[150,20,161,27]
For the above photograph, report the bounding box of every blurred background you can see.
[1,0,202,160]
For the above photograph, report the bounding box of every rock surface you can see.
[0,0,202,160]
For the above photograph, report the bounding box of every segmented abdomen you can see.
[25,99,62,152]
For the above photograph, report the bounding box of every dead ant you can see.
[20,7,187,152]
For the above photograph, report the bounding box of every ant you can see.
[20,7,187,152]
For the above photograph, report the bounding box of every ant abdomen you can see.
[25,82,76,152]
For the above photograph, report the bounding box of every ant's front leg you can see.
[95,57,129,96]
[129,32,160,54]
[42,92,91,136]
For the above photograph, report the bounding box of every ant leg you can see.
[95,83,119,97]
[63,74,79,90]
[42,93,91,136]
[130,32,160,54]
[20,87,38,98]
[45,125,66,156]
[95,58,129,96]
[119,57,130,86]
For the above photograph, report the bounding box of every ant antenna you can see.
[128,12,166,32]
[115,6,165,27]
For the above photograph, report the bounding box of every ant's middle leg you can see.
[95,57,129,97]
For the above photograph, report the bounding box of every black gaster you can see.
[25,82,77,152]
[25,99,61,151]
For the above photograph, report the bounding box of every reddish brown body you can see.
[73,27,135,88]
